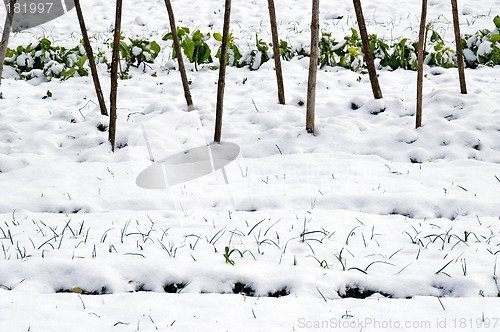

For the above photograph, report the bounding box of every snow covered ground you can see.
[1,0,499,330]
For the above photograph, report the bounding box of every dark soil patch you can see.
[268,287,290,298]
[233,282,255,296]
[163,282,188,294]
[340,286,392,299]
[56,286,108,295]
[233,282,290,297]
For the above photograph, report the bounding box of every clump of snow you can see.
[132,46,143,56]
[463,48,477,62]
[477,40,492,56]
[16,53,33,67]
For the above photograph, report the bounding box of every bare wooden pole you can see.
[164,0,194,109]
[267,0,285,105]
[306,0,320,134]
[74,0,108,116]
[0,0,16,85]
[451,0,467,94]
[353,0,383,99]
[109,0,123,151]
[416,0,428,129]
[214,0,232,143]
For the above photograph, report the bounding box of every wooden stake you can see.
[0,0,16,85]
[164,0,194,109]
[306,0,320,134]
[416,0,427,129]
[74,0,108,116]
[109,0,123,151]
[353,0,383,99]
[214,0,232,143]
[451,0,467,94]
[267,0,285,105]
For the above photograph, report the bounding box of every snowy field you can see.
[1,0,499,331]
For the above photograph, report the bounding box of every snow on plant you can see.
[4,38,88,80]
[340,29,365,71]
[462,15,500,67]
[3,17,500,83]
[426,26,456,69]
[319,28,364,71]
[114,36,161,79]
[214,33,286,70]
[163,27,212,71]
[246,34,272,70]
[214,32,244,68]
[378,37,418,70]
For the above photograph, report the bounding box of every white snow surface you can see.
[1,0,500,331]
